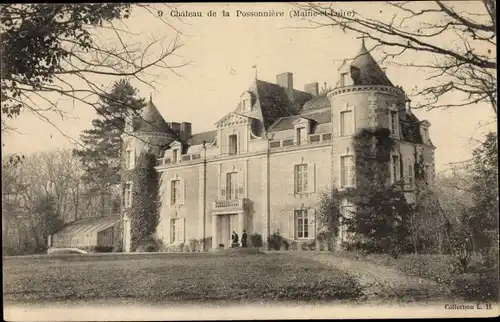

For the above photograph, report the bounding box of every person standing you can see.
[231,230,239,248]
[241,230,248,248]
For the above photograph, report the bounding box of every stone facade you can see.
[120,42,436,252]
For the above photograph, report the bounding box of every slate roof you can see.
[337,41,394,87]
[302,93,330,111]
[236,79,313,130]
[54,215,120,237]
[134,99,174,134]
[268,108,331,132]
[400,110,427,145]
[187,130,217,145]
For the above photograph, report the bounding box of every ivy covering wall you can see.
[127,151,161,251]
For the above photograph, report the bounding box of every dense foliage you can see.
[341,128,413,256]
[73,79,145,188]
[128,151,160,251]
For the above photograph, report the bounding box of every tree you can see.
[73,79,146,188]
[1,4,186,138]
[300,1,496,113]
[468,132,498,263]
[1,149,111,255]
[345,185,413,257]
[317,128,414,257]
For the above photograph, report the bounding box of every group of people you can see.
[231,230,248,248]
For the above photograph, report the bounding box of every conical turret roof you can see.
[349,41,393,86]
[134,97,173,134]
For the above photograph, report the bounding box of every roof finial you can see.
[356,34,368,49]
[252,64,257,80]
[149,92,152,102]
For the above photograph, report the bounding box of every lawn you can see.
[334,251,499,301]
[3,252,362,304]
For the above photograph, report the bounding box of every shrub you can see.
[452,269,499,301]
[308,240,316,251]
[267,231,283,250]
[249,233,263,248]
[218,243,225,250]
[144,244,156,252]
[281,239,290,250]
[188,239,202,252]
[289,240,298,251]
[203,237,212,251]
[300,242,309,251]
[80,245,114,253]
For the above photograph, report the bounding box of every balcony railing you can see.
[212,198,246,210]
[269,133,332,150]
[156,153,201,166]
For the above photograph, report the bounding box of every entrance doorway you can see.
[218,214,237,248]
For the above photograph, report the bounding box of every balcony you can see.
[211,198,248,214]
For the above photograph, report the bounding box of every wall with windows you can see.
[329,89,406,189]
[156,164,201,245]
[268,145,332,240]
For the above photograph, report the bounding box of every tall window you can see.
[296,127,306,145]
[171,218,183,243]
[171,180,180,205]
[340,72,349,87]
[392,155,400,183]
[340,156,353,188]
[294,164,308,193]
[172,149,179,163]
[408,164,414,185]
[390,111,398,134]
[125,149,134,169]
[124,183,132,208]
[229,134,238,155]
[340,110,353,136]
[226,172,238,200]
[295,210,309,239]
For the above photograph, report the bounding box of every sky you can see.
[2,2,497,173]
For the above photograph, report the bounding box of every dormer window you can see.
[293,118,311,145]
[340,72,349,87]
[296,127,307,145]
[172,149,180,163]
[229,134,238,155]
[241,92,252,112]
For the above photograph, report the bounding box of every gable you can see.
[216,112,250,129]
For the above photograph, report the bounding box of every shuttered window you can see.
[171,180,180,205]
[294,164,308,193]
[171,218,185,243]
[294,209,316,239]
[340,156,354,188]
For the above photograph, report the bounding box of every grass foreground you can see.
[3,252,362,304]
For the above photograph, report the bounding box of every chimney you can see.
[168,122,181,136]
[179,122,192,141]
[304,82,319,97]
[276,72,294,101]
